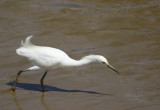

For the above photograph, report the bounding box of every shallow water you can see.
[0,0,160,110]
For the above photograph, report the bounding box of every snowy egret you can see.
[11,35,120,92]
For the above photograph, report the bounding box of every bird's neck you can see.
[62,55,98,67]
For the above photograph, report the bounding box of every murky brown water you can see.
[0,0,160,110]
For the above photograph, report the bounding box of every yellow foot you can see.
[41,89,49,92]
[11,87,16,92]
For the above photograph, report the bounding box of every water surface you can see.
[0,0,160,110]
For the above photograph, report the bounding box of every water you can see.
[0,0,160,110]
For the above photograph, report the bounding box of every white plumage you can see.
[16,35,108,70]
[12,35,119,92]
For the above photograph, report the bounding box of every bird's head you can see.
[96,55,120,74]
[82,55,120,74]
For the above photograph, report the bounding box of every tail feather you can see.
[21,35,34,47]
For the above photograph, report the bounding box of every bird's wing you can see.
[31,46,70,59]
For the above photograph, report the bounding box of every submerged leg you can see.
[11,70,25,91]
[40,70,48,92]
[11,66,40,92]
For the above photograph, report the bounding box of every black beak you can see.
[107,64,120,74]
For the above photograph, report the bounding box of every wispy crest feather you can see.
[21,35,34,47]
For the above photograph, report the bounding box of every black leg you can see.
[11,70,24,91]
[40,70,48,92]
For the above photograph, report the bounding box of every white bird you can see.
[11,35,120,92]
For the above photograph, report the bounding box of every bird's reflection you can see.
[1,89,22,110]
[4,81,108,110]
[3,82,108,110]
[1,89,50,110]
[41,93,50,110]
